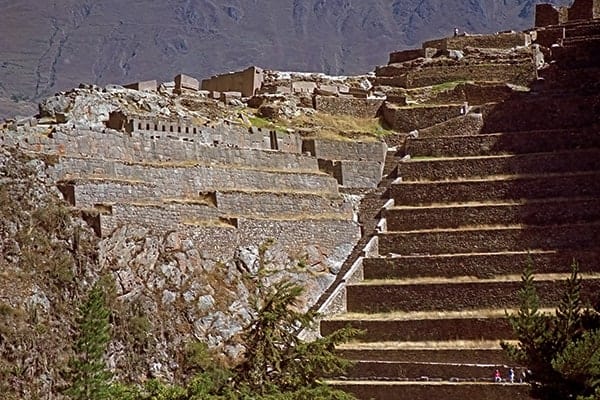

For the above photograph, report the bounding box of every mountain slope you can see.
[0,0,571,118]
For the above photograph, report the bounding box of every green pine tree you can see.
[66,281,113,400]
[503,260,600,400]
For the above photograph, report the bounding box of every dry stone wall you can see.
[313,96,384,118]
[171,218,359,266]
[302,138,386,188]
[215,191,353,219]
[422,32,530,50]
[41,129,315,170]
[303,139,386,163]
[402,64,536,88]
[51,157,340,196]
[382,103,464,132]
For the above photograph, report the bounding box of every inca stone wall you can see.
[313,96,384,118]
[381,103,465,132]
[51,157,340,195]
[422,32,530,50]
[302,139,386,163]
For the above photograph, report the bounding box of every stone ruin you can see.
[2,2,599,398]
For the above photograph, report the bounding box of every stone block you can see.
[313,96,384,118]
[201,66,264,97]
[124,80,158,91]
[348,87,369,98]
[316,84,339,96]
[424,47,438,58]
[174,74,200,93]
[381,103,463,132]
[568,0,600,20]
[337,84,350,94]
[292,81,317,94]
[220,91,242,104]
[422,32,530,51]
[388,48,425,64]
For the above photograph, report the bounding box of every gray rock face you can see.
[38,95,73,118]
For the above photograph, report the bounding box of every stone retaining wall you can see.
[216,191,353,218]
[535,4,569,27]
[568,0,600,21]
[390,172,600,205]
[99,202,222,234]
[98,215,358,273]
[382,103,464,132]
[481,93,600,132]
[321,317,513,342]
[302,139,386,163]
[334,382,531,400]
[398,149,600,181]
[384,198,600,231]
[378,223,600,255]
[345,360,505,381]
[362,250,600,280]
[414,113,484,138]
[51,157,339,195]
[422,32,530,50]
[182,218,360,263]
[403,64,536,88]
[404,129,600,157]
[338,348,511,365]
[4,128,316,170]
[313,96,384,118]
[346,279,600,313]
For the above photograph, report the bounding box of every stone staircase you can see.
[320,12,600,400]
[321,127,600,399]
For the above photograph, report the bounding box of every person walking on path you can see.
[494,369,502,383]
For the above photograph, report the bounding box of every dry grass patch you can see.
[286,112,392,140]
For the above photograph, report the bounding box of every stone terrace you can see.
[320,5,600,400]
[1,109,371,267]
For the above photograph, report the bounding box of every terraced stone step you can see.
[52,156,339,196]
[535,20,600,48]
[404,129,600,157]
[59,177,342,209]
[384,198,600,231]
[390,171,600,205]
[342,360,506,381]
[6,129,320,170]
[378,222,600,255]
[328,381,532,400]
[481,92,600,132]
[336,341,511,365]
[362,249,600,280]
[321,312,513,342]
[345,275,600,313]
[397,149,600,181]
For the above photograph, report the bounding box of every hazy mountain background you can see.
[0,0,571,118]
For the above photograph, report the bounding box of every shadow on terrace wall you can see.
[480,36,600,279]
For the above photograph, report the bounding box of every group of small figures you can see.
[494,367,529,383]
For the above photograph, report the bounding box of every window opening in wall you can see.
[138,122,142,129]
[162,125,166,132]
[185,127,189,133]
[170,126,174,132]
[193,128,197,134]
[154,124,158,130]
[178,126,181,133]
[146,123,150,130]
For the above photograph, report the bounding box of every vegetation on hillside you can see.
[502,262,600,400]
[0,149,358,399]
[62,271,359,399]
